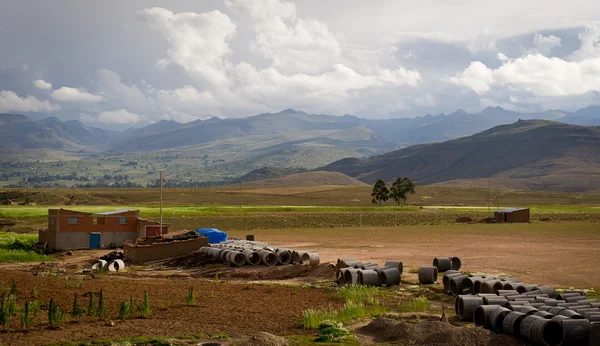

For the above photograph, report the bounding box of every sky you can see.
[1,0,600,128]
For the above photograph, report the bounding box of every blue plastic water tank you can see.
[195,228,228,244]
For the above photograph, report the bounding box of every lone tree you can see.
[371,179,389,206]
[389,177,416,206]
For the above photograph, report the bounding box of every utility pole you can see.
[159,171,163,234]
[497,180,500,210]
[488,179,491,212]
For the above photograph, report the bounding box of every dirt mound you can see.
[358,317,521,346]
[239,332,288,346]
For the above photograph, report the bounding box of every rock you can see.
[66,251,74,256]
[238,332,287,346]
[106,320,115,327]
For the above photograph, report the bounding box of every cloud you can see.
[88,109,144,124]
[570,24,600,61]
[466,27,497,53]
[449,54,600,97]
[381,31,465,46]
[33,79,53,90]
[0,90,60,113]
[51,87,103,103]
[95,69,155,113]
[532,34,561,55]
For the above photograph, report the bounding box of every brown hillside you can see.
[321,120,600,192]
[241,171,368,187]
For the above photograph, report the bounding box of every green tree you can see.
[97,289,107,319]
[371,179,389,206]
[389,177,416,206]
[71,293,82,321]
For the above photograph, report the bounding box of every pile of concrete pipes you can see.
[200,240,320,267]
[91,259,125,272]
[440,270,531,296]
[418,256,461,285]
[335,258,403,287]
[455,282,600,345]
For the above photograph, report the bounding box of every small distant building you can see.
[39,208,171,251]
[494,208,530,223]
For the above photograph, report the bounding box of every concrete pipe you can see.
[530,303,545,309]
[220,250,230,262]
[529,318,564,346]
[480,279,504,294]
[537,286,558,298]
[291,251,300,264]
[418,266,438,284]
[276,250,292,265]
[483,297,509,307]
[444,273,466,294]
[379,268,401,286]
[107,259,125,272]
[538,305,553,311]
[584,310,600,319]
[337,258,357,268]
[491,307,513,333]
[359,263,378,270]
[450,275,473,296]
[503,281,521,290]
[358,269,380,286]
[91,259,108,271]
[259,251,278,266]
[456,296,484,321]
[499,277,521,283]
[577,299,599,306]
[512,306,539,315]
[503,311,528,337]
[566,295,588,303]
[449,256,461,271]
[433,257,452,272]
[577,308,600,316]
[519,315,546,342]
[536,296,553,303]
[562,319,590,345]
[472,277,490,294]
[524,284,540,292]
[506,295,522,301]
[242,250,261,265]
[534,311,555,319]
[589,315,600,322]
[548,307,567,315]
[383,261,403,275]
[551,315,570,322]
[228,251,246,266]
[343,268,359,285]
[473,305,504,329]
[558,302,586,308]
[498,290,520,297]
[301,252,320,266]
[558,309,584,319]
[514,297,538,303]
[525,289,544,297]
[563,290,586,296]
[558,292,585,301]
[591,322,600,346]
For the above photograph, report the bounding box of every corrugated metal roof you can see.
[495,208,529,213]
[95,209,138,215]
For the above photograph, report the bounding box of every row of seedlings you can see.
[200,240,320,267]
[335,258,402,287]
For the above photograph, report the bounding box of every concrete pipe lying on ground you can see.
[537,286,557,298]
[379,268,401,286]
[343,268,359,285]
[450,275,473,296]
[589,315,600,322]
[337,258,357,268]
[301,252,320,266]
[444,273,466,294]
[498,290,520,297]
[489,307,512,332]
[483,297,509,307]
[358,269,380,286]
[91,259,108,271]
[383,261,403,275]
[291,251,300,264]
[242,250,261,265]
[534,311,555,319]
[558,309,584,319]
[418,266,438,284]
[227,251,246,266]
[259,250,278,266]
[519,315,546,342]
[548,307,567,315]
[474,305,505,329]
[529,317,564,346]
[433,257,452,272]
[455,296,484,321]
[590,322,600,346]
[566,295,588,303]
[480,279,504,294]
[512,306,539,315]
[562,319,591,345]
[449,256,461,271]
[503,311,528,337]
[558,292,585,300]
[107,259,125,272]
[360,263,378,270]
[470,277,489,294]
[276,249,292,265]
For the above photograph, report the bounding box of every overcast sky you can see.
[1,0,600,128]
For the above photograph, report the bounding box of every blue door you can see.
[89,233,100,249]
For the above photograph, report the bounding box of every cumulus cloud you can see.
[0,90,60,113]
[532,34,561,55]
[51,87,103,103]
[466,27,497,53]
[570,24,600,61]
[89,109,144,124]
[449,54,600,97]
[96,69,155,113]
[33,79,53,90]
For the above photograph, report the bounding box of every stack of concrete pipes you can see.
[454,286,600,345]
[91,259,126,272]
[418,256,461,285]
[200,240,320,267]
[335,258,402,287]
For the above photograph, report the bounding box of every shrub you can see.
[314,320,355,343]
[20,300,31,328]
[48,299,65,328]
[87,293,96,317]
[0,296,8,328]
[118,300,131,320]
[7,294,17,316]
[186,287,196,306]
[337,286,384,305]
[71,293,83,321]
[30,286,39,299]
[10,280,19,297]
[30,300,40,318]
[97,289,107,319]
[138,291,151,319]
[303,300,385,329]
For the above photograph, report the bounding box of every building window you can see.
[117,216,128,224]
[68,216,79,224]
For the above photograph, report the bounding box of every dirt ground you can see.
[226,222,600,289]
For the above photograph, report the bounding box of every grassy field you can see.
[0,232,52,262]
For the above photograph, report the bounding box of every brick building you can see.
[39,208,170,250]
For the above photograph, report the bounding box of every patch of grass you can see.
[303,301,386,329]
[315,320,357,343]
[408,268,419,274]
[585,290,600,300]
[336,285,386,305]
[398,297,431,313]
[0,232,52,262]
